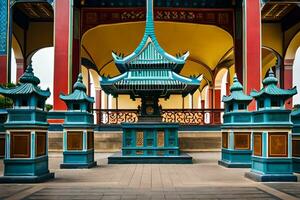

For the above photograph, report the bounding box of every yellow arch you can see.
[285,31,300,60]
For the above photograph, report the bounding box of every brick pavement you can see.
[0,152,299,200]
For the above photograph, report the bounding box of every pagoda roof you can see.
[250,69,297,100]
[0,64,50,99]
[112,0,189,74]
[60,74,94,103]
[101,71,202,98]
[222,74,252,103]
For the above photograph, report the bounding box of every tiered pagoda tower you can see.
[0,64,54,183]
[100,0,201,121]
[101,0,201,164]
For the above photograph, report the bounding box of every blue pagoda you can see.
[100,0,201,122]
[0,64,54,183]
[101,0,201,164]
[219,74,253,168]
[245,69,297,182]
[60,74,97,168]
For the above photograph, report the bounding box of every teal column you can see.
[0,0,8,55]
[229,131,234,150]
[63,130,67,151]
[5,132,10,159]
[83,130,87,151]
[46,132,49,156]
[262,131,268,158]
[0,0,8,83]
[30,131,35,159]
[288,133,292,157]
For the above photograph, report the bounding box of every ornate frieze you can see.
[81,8,234,36]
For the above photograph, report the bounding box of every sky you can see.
[10,47,300,107]
[11,47,54,104]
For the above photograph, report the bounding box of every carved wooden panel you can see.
[10,132,30,158]
[0,137,5,157]
[67,132,83,150]
[136,131,144,147]
[222,132,228,148]
[87,131,94,150]
[253,133,262,156]
[234,132,250,150]
[35,132,46,157]
[268,133,288,157]
[81,8,234,36]
[292,139,300,157]
[157,131,164,147]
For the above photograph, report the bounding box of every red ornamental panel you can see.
[81,8,234,36]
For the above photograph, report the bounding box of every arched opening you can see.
[81,22,233,110]
[10,1,53,82]
[30,47,54,105]
[293,47,300,106]
[284,30,300,108]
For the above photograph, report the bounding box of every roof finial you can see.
[73,73,87,92]
[233,73,238,83]
[19,62,40,85]
[268,68,275,77]
[230,73,243,92]
[145,0,155,35]
[263,68,278,86]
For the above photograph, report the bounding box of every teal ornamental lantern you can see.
[100,0,201,164]
[245,69,297,182]
[0,64,54,183]
[218,74,253,168]
[291,108,300,172]
[60,74,96,168]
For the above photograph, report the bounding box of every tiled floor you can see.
[0,152,299,200]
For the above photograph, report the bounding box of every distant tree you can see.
[0,83,16,109]
[45,104,53,111]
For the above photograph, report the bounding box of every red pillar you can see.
[201,100,205,109]
[16,58,24,82]
[95,89,101,123]
[207,87,214,109]
[214,89,221,109]
[0,56,7,83]
[53,0,71,110]
[72,9,81,86]
[244,0,261,110]
[284,59,294,109]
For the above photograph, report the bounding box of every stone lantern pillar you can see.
[245,69,297,182]
[59,74,96,168]
[0,64,54,183]
[218,74,253,168]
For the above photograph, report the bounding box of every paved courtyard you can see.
[0,152,299,200]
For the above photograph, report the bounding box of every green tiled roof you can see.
[222,74,252,103]
[100,0,201,99]
[250,69,297,100]
[60,74,94,103]
[101,71,201,98]
[112,0,189,74]
[0,64,50,98]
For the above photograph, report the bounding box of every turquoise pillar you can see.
[218,74,253,168]
[245,69,297,182]
[60,74,96,168]
[0,64,54,183]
